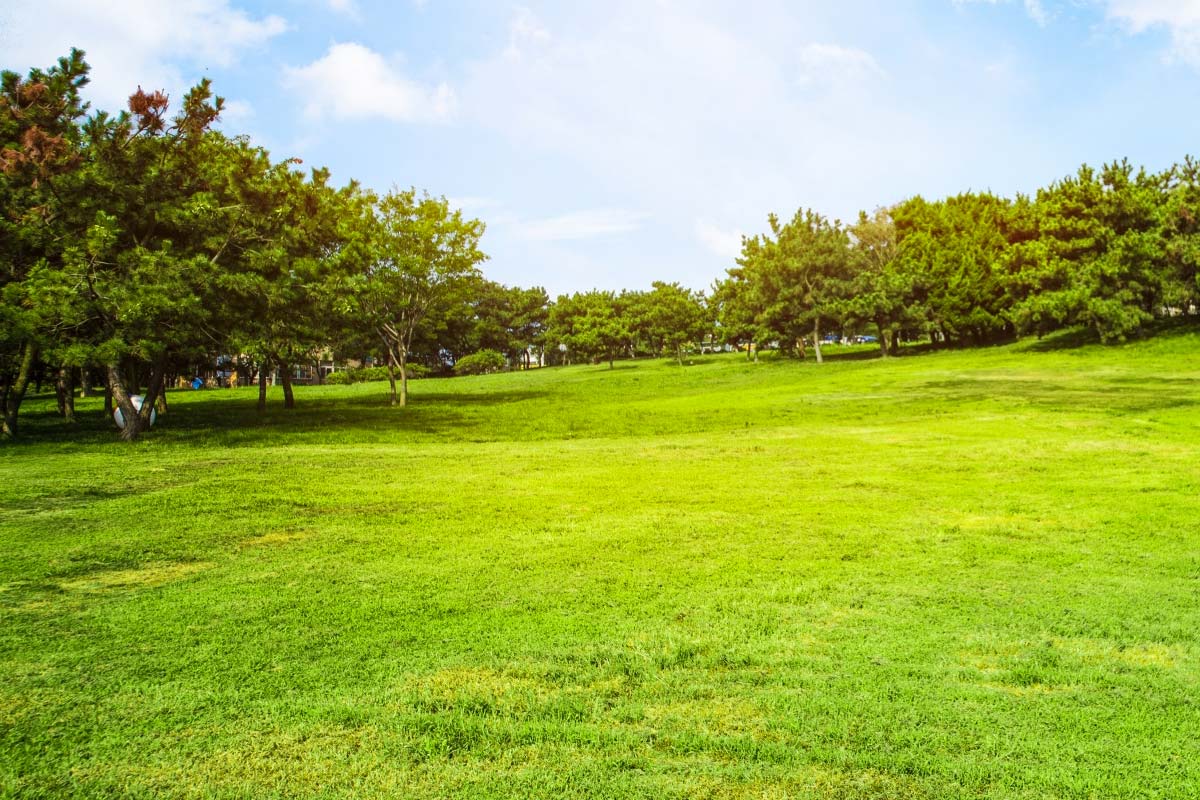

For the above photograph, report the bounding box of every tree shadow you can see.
[1024,328,1102,352]
[817,348,887,363]
[917,376,1198,414]
[6,385,554,449]
[402,390,550,406]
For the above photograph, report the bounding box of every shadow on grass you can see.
[816,348,886,363]
[6,386,554,449]
[918,376,1198,414]
[1024,328,1102,352]
[1025,319,1200,353]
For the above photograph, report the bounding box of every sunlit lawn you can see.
[2,329,1199,798]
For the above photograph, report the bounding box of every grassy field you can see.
[3,330,1200,799]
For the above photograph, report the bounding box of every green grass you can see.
[3,330,1200,798]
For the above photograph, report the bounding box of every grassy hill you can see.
[3,330,1200,798]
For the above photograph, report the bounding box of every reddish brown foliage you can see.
[0,126,76,185]
[128,86,169,132]
[19,81,48,105]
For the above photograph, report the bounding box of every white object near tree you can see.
[113,395,157,430]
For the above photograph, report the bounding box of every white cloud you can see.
[0,0,286,110]
[327,0,359,19]
[695,221,743,260]
[284,42,454,122]
[951,0,1050,26]
[1104,0,1200,66]
[1024,0,1049,25]
[447,196,497,212]
[797,43,885,83]
[504,6,552,60]
[514,210,648,242]
[458,4,930,291]
[462,6,896,212]
[218,98,254,125]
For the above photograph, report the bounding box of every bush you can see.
[323,363,432,385]
[354,366,392,382]
[454,349,507,376]
[406,363,432,380]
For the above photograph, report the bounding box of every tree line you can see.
[4,51,1199,441]
[717,160,1200,362]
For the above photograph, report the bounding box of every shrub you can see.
[323,364,432,385]
[454,349,507,376]
[354,366,392,382]
[406,363,432,380]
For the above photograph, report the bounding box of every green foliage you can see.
[0,49,91,436]
[454,349,507,375]
[344,187,487,405]
[724,208,851,359]
[1006,161,1168,342]
[546,290,631,367]
[629,281,708,362]
[840,207,914,355]
[892,191,1015,345]
[325,364,431,384]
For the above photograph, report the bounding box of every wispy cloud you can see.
[504,6,552,60]
[514,210,648,242]
[952,0,1051,26]
[797,43,885,83]
[695,221,743,261]
[1104,0,1200,66]
[327,0,360,20]
[0,0,286,109]
[218,98,254,125]
[284,43,454,122]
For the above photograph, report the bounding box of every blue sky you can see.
[4,0,1200,295]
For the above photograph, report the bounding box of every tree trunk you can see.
[79,367,93,398]
[55,365,76,421]
[1,341,37,438]
[108,358,166,442]
[676,344,683,366]
[155,383,168,415]
[398,352,409,407]
[108,364,139,442]
[280,362,295,409]
[813,320,823,364]
[257,360,269,414]
[876,321,890,358]
[386,357,398,406]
